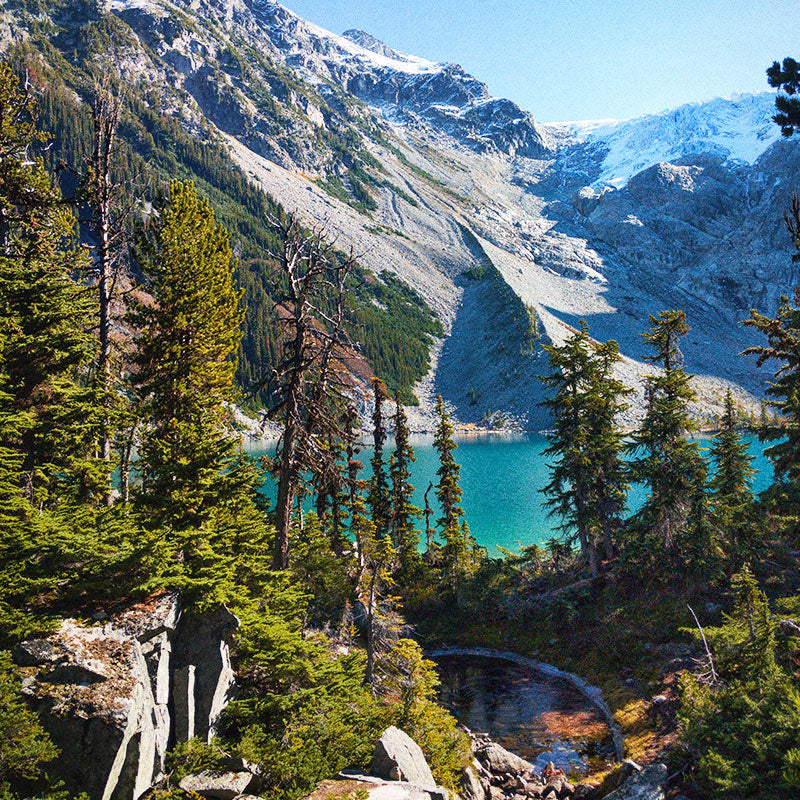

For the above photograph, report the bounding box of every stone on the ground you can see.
[370,726,437,789]
[178,770,256,799]
[603,763,667,800]
[459,765,486,800]
[475,741,537,778]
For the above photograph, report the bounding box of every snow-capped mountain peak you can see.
[548,92,781,188]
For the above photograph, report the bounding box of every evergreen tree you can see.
[627,310,708,566]
[0,64,101,506]
[767,57,800,137]
[678,569,800,799]
[541,323,630,574]
[368,378,390,538]
[389,393,422,567]
[433,395,479,585]
[344,405,366,569]
[743,251,800,539]
[130,179,244,532]
[263,214,356,570]
[0,651,58,796]
[709,390,756,564]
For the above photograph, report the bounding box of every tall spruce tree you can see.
[368,378,390,539]
[710,391,754,503]
[540,323,630,574]
[743,215,800,538]
[709,391,756,566]
[0,64,101,506]
[627,310,707,564]
[131,179,244,532]
[433,395,479,584]
[389,393,422,567]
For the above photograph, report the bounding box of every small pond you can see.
[431,654,616,776]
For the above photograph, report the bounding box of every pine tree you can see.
[743,236,800,538]
[433,395,479,585]
[344,404,366,570]
[80,78,128,505]
[767,57,800,137]
[130,179,244,533]
[389,393,422,567]
[368,377,390,539]
[627,310,707,565]
[710,394,754,496]
[709,391,756,566]
[0,64,101,506]
[678,568,800,799]
[0,651,58,795]
[541,323,630,574]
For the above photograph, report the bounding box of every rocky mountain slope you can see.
[4,0,798,429]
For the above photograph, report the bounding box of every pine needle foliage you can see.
[389,394,422,568]
[540,322,630,573]
[627,310,708,570]
[679,569,800,799]
[743,257,800,539]
[0,63,102,507]
[130,179,245,531]
[433,395,480,585]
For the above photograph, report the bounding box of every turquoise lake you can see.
[248,433,774,557]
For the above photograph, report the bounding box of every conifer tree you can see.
[627,310,707,564]
[131,179,244,532]
[79,78,130,505]
[368,377,390,538]
[709,391,756,565]
[767,57,800,137]
[541,323,630,574]
[678,568,800,799]
[344,405,366,569]
[0,651,58,795]
[433,395,479,585]
[0,64,101,505]
[389,393,422,567]
[710,391,754,503]
[743,230,800,538]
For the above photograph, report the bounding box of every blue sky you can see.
[284,0,795,122]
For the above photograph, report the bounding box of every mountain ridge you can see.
[4,0,798,428]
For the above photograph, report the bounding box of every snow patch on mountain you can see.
[548,93,781,187]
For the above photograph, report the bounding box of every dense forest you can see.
[3,34,800,800]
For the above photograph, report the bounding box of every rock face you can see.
[5,0,797,428]
[603,764,667,800]
[13,594,240,800]
[172,607,239,743]
[179,770,257,799]
[370,726,437,788]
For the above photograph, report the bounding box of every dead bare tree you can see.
[254,213,359,570]
[82,77,128,503]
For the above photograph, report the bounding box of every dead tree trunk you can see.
[261,214,357,569]
[88,81,123,504]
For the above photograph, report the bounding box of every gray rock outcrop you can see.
[603,764,667,800]
[178,770,258,799]
[370,726,438,788]
[13,593,240,800]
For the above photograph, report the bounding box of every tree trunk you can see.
[273,421,297,570]
[364,564,378,689]
[91,88,120,506]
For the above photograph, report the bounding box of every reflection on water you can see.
[432,655,613,774]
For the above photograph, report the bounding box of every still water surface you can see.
[432,654,614,774]
[248,432,774,556]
